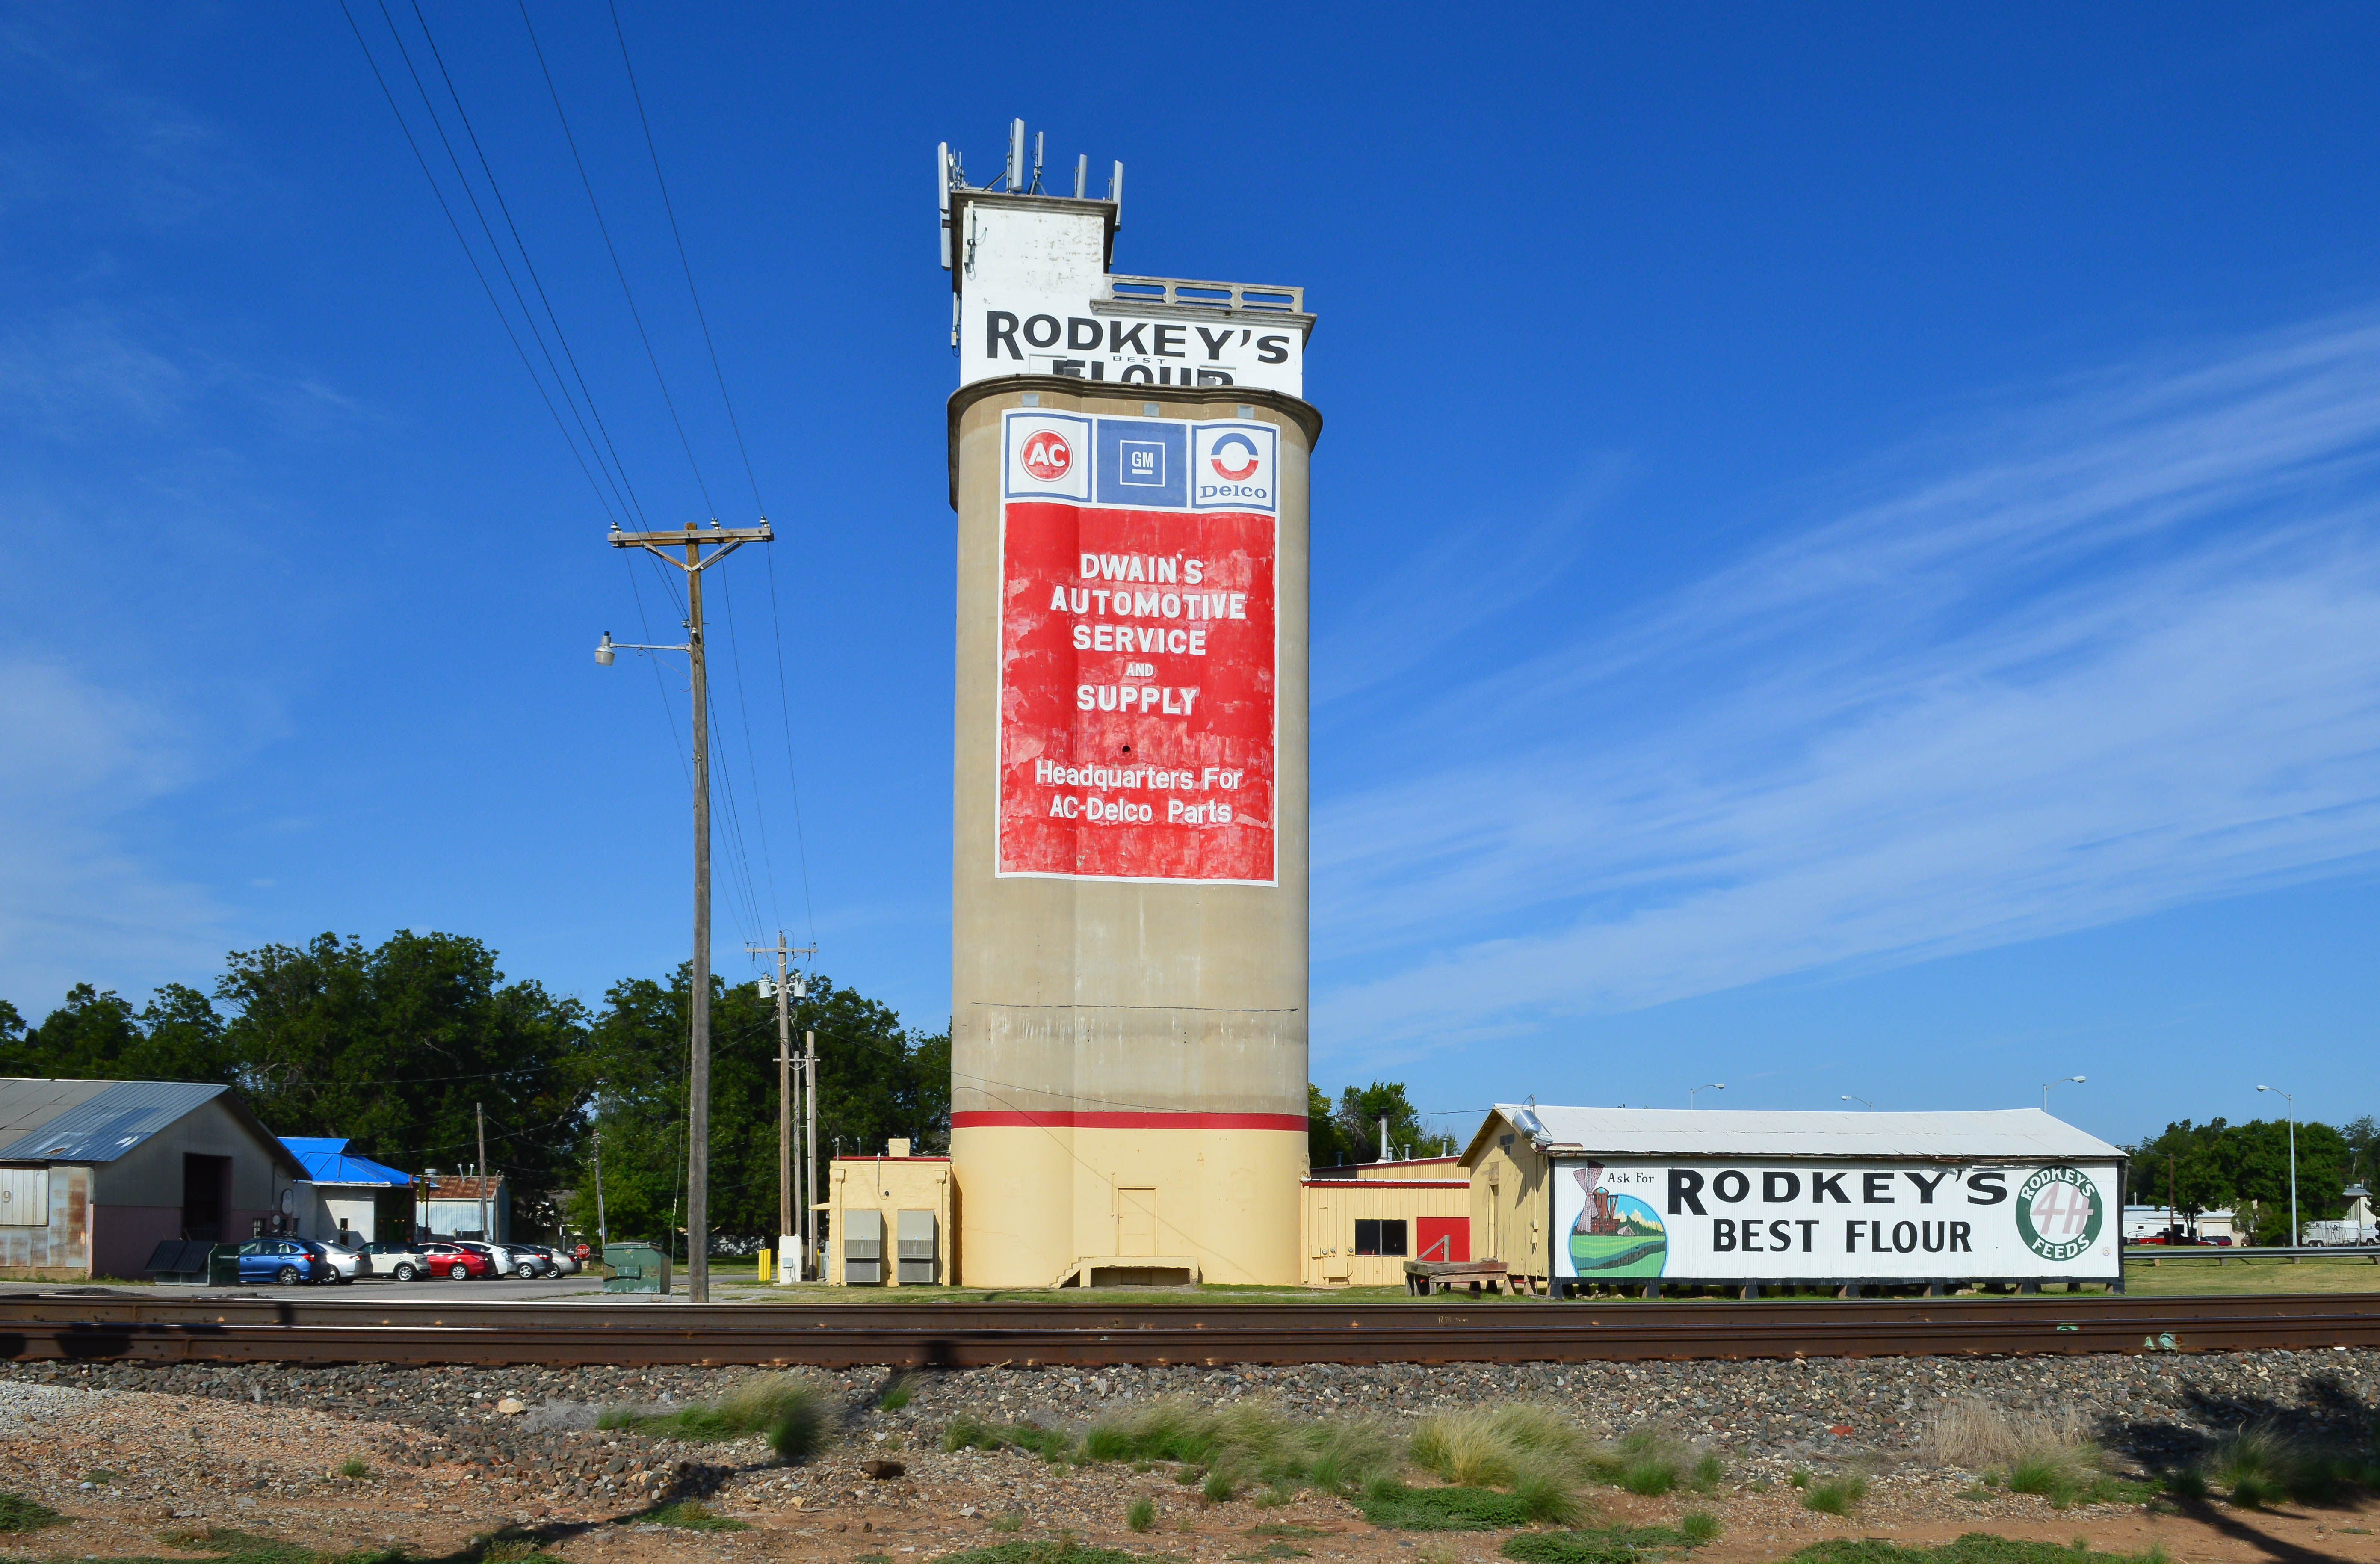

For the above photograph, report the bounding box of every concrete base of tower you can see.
[949,1121,1306,1287]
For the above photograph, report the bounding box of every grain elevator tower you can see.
[938,123,1319,1286]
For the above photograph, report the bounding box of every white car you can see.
[311,1241,373,1284]
[456,1240,531,1277]
[357,1241,432,1281]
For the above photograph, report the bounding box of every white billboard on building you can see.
[1502,1106,2126,1288]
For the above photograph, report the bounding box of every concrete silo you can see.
[937,127,1319,1286]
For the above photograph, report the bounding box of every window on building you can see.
[1353,1219,1408,1256]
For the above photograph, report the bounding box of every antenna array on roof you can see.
[938,118,1120,270]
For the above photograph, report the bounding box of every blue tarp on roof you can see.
[280,1137,412,1186]
[0,1081,232,1162]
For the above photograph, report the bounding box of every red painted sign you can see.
[997,498,1277,882]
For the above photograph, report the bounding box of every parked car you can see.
[358,1240,432,1281]
[418,1241,495,1280]
[235,1238,334,1286]
[311,1241,373,1284]
[453,1240,529,1278]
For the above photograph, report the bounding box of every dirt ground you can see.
[1,1381,2376,1564]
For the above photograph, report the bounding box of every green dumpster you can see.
[603,1242,670,1294]
[207,1244,241,1287]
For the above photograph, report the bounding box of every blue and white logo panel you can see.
[1094,418,1188,508]
[1190,421,1278,513]
[1002,410,1092,501]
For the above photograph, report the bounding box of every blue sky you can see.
[4,4,2377,1149]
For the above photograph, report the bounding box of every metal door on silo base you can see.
[896,1209,938,1284]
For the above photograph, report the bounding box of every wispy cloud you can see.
[1312,312,2380,1062]
[0,658,231,1009]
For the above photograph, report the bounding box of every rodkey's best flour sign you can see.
[1551,1157,2122,1285]
[996,408,1278,883]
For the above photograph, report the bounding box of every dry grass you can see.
[1919,1398,2142,1508]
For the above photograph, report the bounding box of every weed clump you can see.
[646,1500,748,1531]
[937,1541,1141,1564]
[1127,1499,1156,1533]
[1788,1536,2172,1564]
[1361,1480,1542,1531]
[1499,1519,1719,1564]
[0,1493,62,1534]
[1801,1476,1867,1515]
[2191,1422,2374,1507]
[598,1371,831,1464]
[1082,1395,1396,1498]
[1922,1398,2137,1507]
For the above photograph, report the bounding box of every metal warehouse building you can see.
[0,1079,303,1282]
[1461,1105,2127,1297]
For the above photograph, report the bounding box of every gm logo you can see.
[1119,441,1165,486]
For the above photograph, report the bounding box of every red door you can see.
[1416,1217,1468,1263]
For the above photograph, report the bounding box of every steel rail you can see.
[0,1292,2374,1368]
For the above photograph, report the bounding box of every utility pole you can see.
[804,1028,818,1279]
[593,1122,608,1250]
[475,1102,489,1243]
[598,515,773,1304]
[745,934,816,1281]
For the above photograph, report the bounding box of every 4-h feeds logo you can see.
[2014,1165,2103,1262]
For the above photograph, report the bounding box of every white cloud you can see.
[1313,313,2380,1060]
[0,658,230,1011]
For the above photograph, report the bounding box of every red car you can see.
[419,1241,495,1280]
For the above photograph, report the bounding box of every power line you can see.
[516,0,717,519]
[336,0,624,531]
[606,0,766,521]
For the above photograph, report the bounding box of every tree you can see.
[0,983,234,1083]
[2129,1117,2354,1241]
[1330,1081,1458,1163]
[216,932,589,1232]
[574,966,946,1256]
[0,999,24,1046]
[1307,1084,1352,1169]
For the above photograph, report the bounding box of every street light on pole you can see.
[2042,1075,2085,1112]
[1689,1083,1724,1108]
[596,515,775,1305]
[1840,1095,1873,1109]
[2258,1085,2298,1244]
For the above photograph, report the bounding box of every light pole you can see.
[1840,1095,1873,1109]
[1689,1083,1724,1108]
[2258,1085,2297,1244]
[2042,1075,2085,1112]
[596,514,773,1305]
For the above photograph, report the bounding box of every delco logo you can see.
[1192,422,1277,512]
[1021,430,1071,482]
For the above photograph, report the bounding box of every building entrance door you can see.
[181,1154,230,1242]
[1117,1188,1157,1256]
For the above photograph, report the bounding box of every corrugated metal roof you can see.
[281,1137,413,1187]
[0,1080,233,1162]
[1477,1105,2123,1163]
[0,1079,116,1143]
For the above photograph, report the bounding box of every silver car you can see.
[311,1241,373,1285]
[455,1240,529,1277]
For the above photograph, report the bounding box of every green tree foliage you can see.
[1327,1081,1458,1164]
[1307,1083,1352,1168]
[0,983,234,1083]
[2127,1117,2355,1238]
[215,932,590,1226]
[576,966,948,1253]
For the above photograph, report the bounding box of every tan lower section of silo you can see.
[948,1123,1308,1286]
[946,375,1320,1289]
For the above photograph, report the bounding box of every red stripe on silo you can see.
[951,1111,1307,1132]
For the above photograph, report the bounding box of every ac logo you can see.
[1021,430,1071,482]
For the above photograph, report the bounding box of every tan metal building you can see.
[0,1079,303,1281]
[1300,1162,1469,1287]
[826,1142,954,1285]
[939,127,1320,1287]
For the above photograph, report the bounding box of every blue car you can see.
[235,1238,334,1286]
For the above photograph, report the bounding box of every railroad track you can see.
[0,1292,2374,1368]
